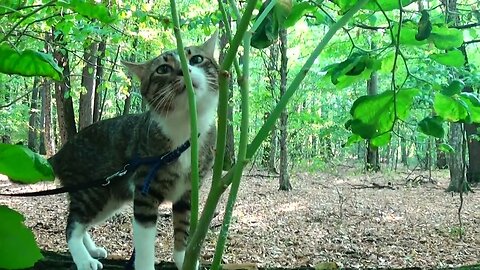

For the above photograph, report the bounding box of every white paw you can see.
[88,247,107,258]
[76,258,103,270]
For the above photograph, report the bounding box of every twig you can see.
[0,90,33,109]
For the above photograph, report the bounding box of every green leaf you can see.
[433,93,468,122]
[251,0,292,49]
[0,205,43,269]
[284,2,315,27]
[418,116,445,138]
[429,25,463,50]
[0,45,62,81]
[59,0,117,24]
[349,88,419,139]
[441,79,465,96]
[324,53,381,87]
[393,21,428,46]
[416,10,432,41]
[0,144,54,183]
[460,93,480,123]
[344,134,363,147]
[430,50,465,67]
[371,133,391,147]
[333,0,416,12]
[438,143,455,153]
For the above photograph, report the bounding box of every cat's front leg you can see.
[133,191,161,270]
[172,191,199,270]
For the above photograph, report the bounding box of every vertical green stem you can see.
[183,1,258,269]
[210,29,251,270]
[169,0,200,234]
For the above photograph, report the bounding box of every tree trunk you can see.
[93,40,106,122]
[400,136,408,167]
[39,80,55,155]
[278,28,292,191]
[53,27,76,145]
[365,41,380,172]
[28,78,39,151]
[79,41,98,130]
[444,0,468,192]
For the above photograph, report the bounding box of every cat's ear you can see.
[122,60,146,79]
[201,31,218,58]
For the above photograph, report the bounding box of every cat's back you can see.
[49,113,147,181]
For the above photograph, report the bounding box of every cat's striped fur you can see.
[48,33,218,270]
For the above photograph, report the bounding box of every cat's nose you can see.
[176,68,191,76]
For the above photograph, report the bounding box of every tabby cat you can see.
[48,33,219,270]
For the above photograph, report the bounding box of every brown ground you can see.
[1,167,479,269]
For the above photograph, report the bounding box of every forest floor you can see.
[1,165,479,269]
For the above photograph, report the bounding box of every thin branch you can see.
[0,90,33,109]
[451,22,480,29]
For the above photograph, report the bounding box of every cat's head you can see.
[122,33,219,117]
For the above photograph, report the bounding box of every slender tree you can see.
[79,40,98,129]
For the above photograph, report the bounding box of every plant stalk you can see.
[168,0,200,236]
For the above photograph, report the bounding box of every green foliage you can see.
[433,91,480,123]
[418,116,445,138]
[251,0,292,49]
[429,49,465,67]
[415,10,432,41]
[430,25,464,50]
[323,52,381,88]
[0,205,43,269]
[333,0,416,12]
[0,45,62,81]
[0,144,54,183]
[58,0,117,24]
[346,88,419,145]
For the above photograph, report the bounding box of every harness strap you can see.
[0,139,192,197]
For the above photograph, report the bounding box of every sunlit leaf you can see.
[460,92,480,123]
[393,21,428,46]
[0,206,43,269]
[333,0,416,12]
[430,50,465,67]
[284,2,316,27]
[349,88,419,139]
[58,0,117,24]
[324,53,381,88]
[438,143,455,153]
[0,45,62,81]
[371,133,391,147]
[433,93,468,122]
[343,134,363,147]
[0,144,54,183]
[430,25,463,50]
[418,116,445,138]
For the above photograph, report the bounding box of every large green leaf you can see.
[460,92,480,123]
[418,116,445,138]
[0,205,43,269]
[323,53,381,88]
[430,50,465,67]
[284,2,316,27]
[333,0,416,12]
[429,25,463,50]
[349,88,419,139]
[251,0,293,49]
[433,93,468,122]
[441,80,465,96]
[0,144,54,183]
[58,0,117,24]
[0,45,62,81]
[393,21,428,46]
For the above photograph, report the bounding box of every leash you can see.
[0,139,192,197]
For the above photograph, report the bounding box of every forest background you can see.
[0,0,480,269]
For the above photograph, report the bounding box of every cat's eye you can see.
[156,64,172,74]
[189,55,204,65]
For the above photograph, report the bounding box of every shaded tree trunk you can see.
[400,136,408,167]
[53,28,77,146]
[28,78,39,151]
[123,35,139,116]
[93,39,106,122]
[39,80,55,155]
[278,28,292,191]
[365,41,380,172]
[79,41,98,130]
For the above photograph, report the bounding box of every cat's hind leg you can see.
[67,221,103,270]
[83,232,108,259]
